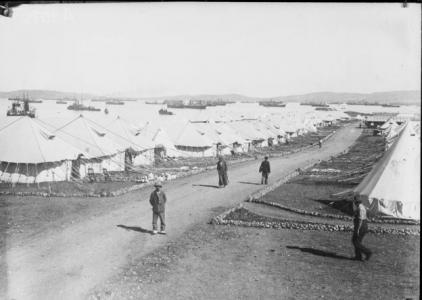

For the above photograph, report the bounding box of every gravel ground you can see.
[89,223,420,300]
[1,124,366,300]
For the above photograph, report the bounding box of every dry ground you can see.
[3,123,413,300]
[90,223,420,300]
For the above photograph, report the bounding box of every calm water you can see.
[0,98,420,129]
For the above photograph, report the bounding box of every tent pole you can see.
[35,163,39,188]
[26,163,29,187]
[4,162,10,186]
[13,163,19,188]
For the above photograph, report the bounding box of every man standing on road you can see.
[259,156,271,184]
[352,196,372,261]
[149,182,167,235]
[217,155,228,188]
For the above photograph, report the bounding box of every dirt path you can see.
[5,125,362,300]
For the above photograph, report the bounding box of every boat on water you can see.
[67,101,101,112]
[159,108,174,115]
[6,100,36,118]
[259,101,286,107]
[106,100,124,105]
[56,100,67,104]
[381,104,400,108]
[8,94,43,103]
[146,101,163,105]
[167,103,207,109]
[165,100,206,109]
[311,103,329,107]
[315,107,335,111]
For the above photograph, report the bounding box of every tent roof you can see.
[174,122,214,148]
[40,115,123,158]
[354,123,420,220]
[140,122,179,153]
[106,117,155,151]
[0,117,85,163]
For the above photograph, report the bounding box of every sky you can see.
[0,2,420,97]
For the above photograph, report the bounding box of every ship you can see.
[8,93,43,103]
[205,99,233,106]
[67,100,101,112]
[7,100,36,118]
[166,100,207,109]
[311,103,329,107]
[315,107,335,111]
[259,100,286,107]
[158,108,174,115]
[145,101,163,105]
[56,100,67,104]
[381,104,400,108]
[167,103,207,109]
[105,100,124,105]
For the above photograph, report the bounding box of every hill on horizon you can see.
[0,89,420,105]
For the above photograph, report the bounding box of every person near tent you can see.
[71,154,84,179]
[352,196,372,261]
[149,182,167,235]
[217,155,228,188]
[124,149,133,172]
[259,156,271,184]
[318,139,322,148]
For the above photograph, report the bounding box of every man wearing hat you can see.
[149,182,167,235]
[259,156,271,185]
[352,196,372,261]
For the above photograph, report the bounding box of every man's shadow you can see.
[238,181,262,185]
[286,245,351,260]
[117,224,154,235]
[192,184,220,188]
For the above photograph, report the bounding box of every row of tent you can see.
[354,120,421,220]
[0,111,344,184]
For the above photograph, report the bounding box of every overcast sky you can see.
[0,2,420,97]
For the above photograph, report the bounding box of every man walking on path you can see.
[149,182,167,235]
[217,155,228,188]
[259,156,271,184]
[352,196,372,261]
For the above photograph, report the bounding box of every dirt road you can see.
[5,125,361,300]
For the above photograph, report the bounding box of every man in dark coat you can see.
[217,155,228,188]
[149,182,167,235]
[259,156,271,184]
[352,196,372,261]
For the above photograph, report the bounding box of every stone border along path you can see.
[211,134,420,231]
[210,205,420,236]
[0,129,337,198]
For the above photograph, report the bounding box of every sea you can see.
[0,99,420,129]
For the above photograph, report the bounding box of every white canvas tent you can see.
[105,117,155,165]
[159,120,214,157]
[173,122,215,157]
[0,117,86,183]
[354,122,420,220]
[140,122,180,157]
[210,122,248,153]
[40,115,126,177]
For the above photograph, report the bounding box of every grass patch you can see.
[260,130,386,216]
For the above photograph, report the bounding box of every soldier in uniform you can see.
[149,182,167,235]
